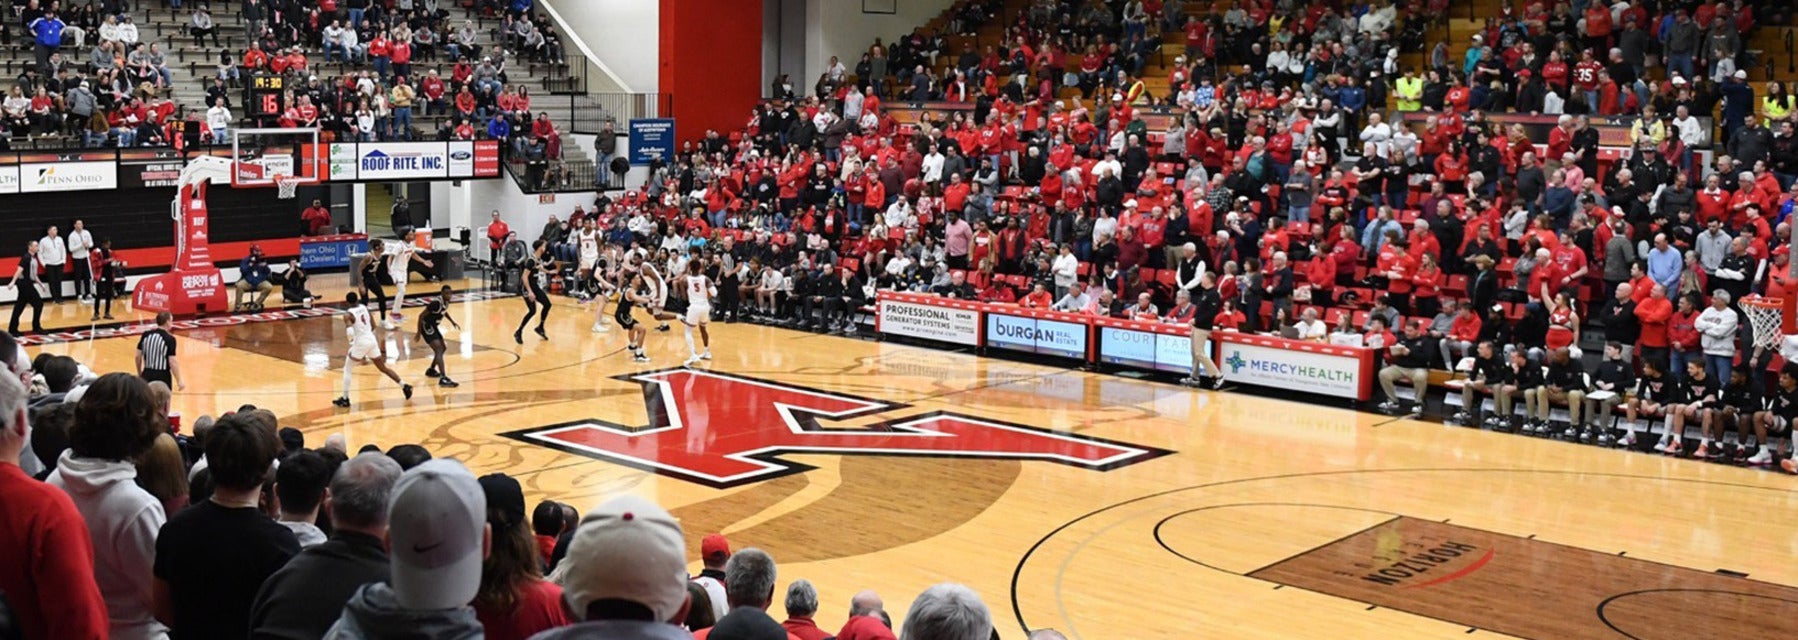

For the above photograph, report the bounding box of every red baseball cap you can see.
[701,533,730,560]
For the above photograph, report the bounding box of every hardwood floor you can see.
[29,275,1798,638]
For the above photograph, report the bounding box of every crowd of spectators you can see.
[0,327,1024,639]
[511,0,1798,465]
[1,0,572,161]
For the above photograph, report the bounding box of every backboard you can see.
[230,127,325,188]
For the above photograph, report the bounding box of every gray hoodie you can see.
[47,453,167,640]
[65,85,97,117]
[324,582,485,640]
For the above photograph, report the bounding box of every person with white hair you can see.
[326,458,488,639]
[251,452,405,639]
[900,583,992,640]
[1694,289,1740,392]
[1294,307,1328,341]
[780,579,828,639]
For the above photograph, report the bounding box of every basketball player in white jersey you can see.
[576,221,606,330]
[334,291,413,408]
[384,231,434,329]
[576,218,602,273]
[681,258,714,366]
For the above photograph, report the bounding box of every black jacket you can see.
[1545,358,1586,390]
[1192,287,1222,331]
[1596,298,1640,345]
[249,532,390,640]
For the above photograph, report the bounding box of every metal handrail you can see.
[549,93,674,135]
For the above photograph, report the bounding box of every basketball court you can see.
[19,275,1798,639]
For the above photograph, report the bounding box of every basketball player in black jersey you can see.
[417,285,461,387]
[514,240,554,344]
[360,242,392,323]
[617,273,652,362]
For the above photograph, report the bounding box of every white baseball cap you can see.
[386,458,487,611]
[561,495,689,622]
[1735,70,1748,80]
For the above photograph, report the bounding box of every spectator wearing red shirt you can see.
[301,199,332,235]
[1439,301,1483,367]
[0,369,109,640]
[1582,4,1614,53]
[1540,51,1569,93]
[1214,299,1246,330]
[942,173,970,212]
[1375,230,1414,311]
[390,38,413,78]
[1116,225,1147,271]
[419,70,446,115]
[1667,292,1703,381]
[486,210,511,258]
[1406,219,1441,265]
[454,85,478,120]
[1412,252,1445,318]
[1434,144,1469,193]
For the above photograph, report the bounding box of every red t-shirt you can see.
[0,464,109,640]
[475,579,575,640]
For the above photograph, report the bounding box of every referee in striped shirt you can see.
[137,312,182,390]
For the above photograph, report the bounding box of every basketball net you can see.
[1742,296,1787,351]
[274,174,299,199]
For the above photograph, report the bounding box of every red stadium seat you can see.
[1445,274,1469,297]
[1325,307,1350,325]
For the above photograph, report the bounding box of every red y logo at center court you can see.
[505,369,1171,488]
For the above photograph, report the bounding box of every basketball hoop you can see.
[1741,296,1788,351]
[274,174,300,199]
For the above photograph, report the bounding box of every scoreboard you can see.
[250,74,286,118]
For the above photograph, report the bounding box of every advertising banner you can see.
[986,313,1088,359]
[878,298,979,344]
[629,118,676,165]
[0,164,16,194]
[19,161,116,193]
[1098,326,1157,369]
[119,153,186,189]
[447,141,475,178]
[1218,339,1365,399]
[328,143,359,180]
[354,142,450,180]
[299,234,369,269]
[1098,326,1208,375]
[986,313,1037,353]
[473,140,501,177]
[1153,332,1198,374]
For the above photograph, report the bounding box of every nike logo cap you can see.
[387,458,487,611]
